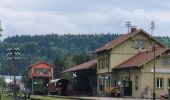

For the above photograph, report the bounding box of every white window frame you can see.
[135,76,139,91]
[156,78,163,89]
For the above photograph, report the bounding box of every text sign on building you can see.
[151,69,170,74]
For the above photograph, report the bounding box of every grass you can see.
[1,94,12,100]
[0,94,74,100]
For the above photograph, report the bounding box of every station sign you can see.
[151,69,170,74]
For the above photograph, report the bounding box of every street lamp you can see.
[7,48,20,100]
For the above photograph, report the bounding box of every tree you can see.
[53,57,64,78]
[21,69,30,89]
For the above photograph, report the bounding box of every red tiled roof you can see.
[94,29,166,53]
[94,29,142,53]
[63,59,97,73]
[115,48,168,69]
[28,61,55,68]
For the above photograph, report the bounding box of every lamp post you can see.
[7,48,20,100]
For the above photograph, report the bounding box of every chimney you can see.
[131,27,137,33]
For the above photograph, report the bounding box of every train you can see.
[31,77,91,96]
[47,78,71,96]
[48,78,92,96]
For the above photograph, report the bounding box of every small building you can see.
[63,59,97,95]
[94,28,170,98]
[28,61,54,94]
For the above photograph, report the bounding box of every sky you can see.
[0,0,170,39]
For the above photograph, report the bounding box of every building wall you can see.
[96,30,166,97]
[97,73,110,96]
[116,69,141,97]
[110,32,162,71]
[140,51,170,98]
[97,31,164,73]
[97,53,110,74]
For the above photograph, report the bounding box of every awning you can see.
[63,59,97,73]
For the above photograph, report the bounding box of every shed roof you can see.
[63,59,97,73]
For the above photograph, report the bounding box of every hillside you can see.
[0,33,119,76]
[0,33,170,76]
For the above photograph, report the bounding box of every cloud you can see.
[0,0,170,38]
[0,7,78,38]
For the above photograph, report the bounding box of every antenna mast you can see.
[151,20,155,36]
[126,21,131,33]
[0,21,2,37]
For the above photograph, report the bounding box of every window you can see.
[106,55,109,68]
[168,79,170,88]
[135,76,139,90]
[125,76,129,81]
[102,58,105,68]
[156,78,163,88]
[132,39,144,49]
[98,57,107,69]
[98,59,101,69]
[34,68,48,74]
[162,56,170,66]
[121,76,124,80]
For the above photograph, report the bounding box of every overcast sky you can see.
[0,0,170,38]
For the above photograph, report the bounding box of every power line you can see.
[7,48,20,100]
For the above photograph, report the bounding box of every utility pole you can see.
[126,21,131,33]
[151,20,155,100]
[0,21,3,100]
[153,43,156,100]
[7,48,20,100]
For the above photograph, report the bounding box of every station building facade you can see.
[95,28,170,98]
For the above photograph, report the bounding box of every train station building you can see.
[94,28,170,98]
[64,28,170,98]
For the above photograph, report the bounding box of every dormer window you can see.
[132,39,144,49]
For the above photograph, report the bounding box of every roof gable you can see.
[94,29,166,53]
[28,61,55,68]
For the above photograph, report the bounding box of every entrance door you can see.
[123,81,132,96]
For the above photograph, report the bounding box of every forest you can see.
[0,33,170,78]
[0,33,119,78]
